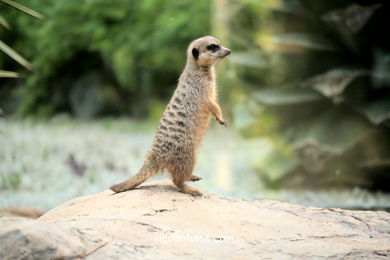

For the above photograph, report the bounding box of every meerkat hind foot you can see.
[178,183,203,196]
[188,175,202,182]
[184,186,203,196]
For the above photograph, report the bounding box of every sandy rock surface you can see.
[0,206,46,219]
[1,180,390,259]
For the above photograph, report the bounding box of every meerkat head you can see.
[187,36,231,68]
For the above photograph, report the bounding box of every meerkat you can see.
[110,36,231,196]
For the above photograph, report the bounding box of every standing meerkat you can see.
[110,36,231,196]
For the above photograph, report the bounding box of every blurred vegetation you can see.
[0,0,44,77]
[1,0,389,192]
[0,0,210,118]
[222,0,390,190]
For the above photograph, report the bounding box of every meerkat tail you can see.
[110,163,156,193]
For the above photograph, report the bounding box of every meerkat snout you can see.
[224,48,232,55]
[206,43,231,58]
[220,48,231,57]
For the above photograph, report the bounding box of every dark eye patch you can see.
[207,44,220,52]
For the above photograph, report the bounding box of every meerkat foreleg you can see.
[208,101,227,127]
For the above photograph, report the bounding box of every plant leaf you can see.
[254,87,322,106]
[360,96,390,125]
[258,150,299,182]
[292,110,373,154]
[270,0,304,16]
[0,0,44,20]
[372,49,390,88]
[301,68,369,102]
[0,69,20,78]
[322,3,381,34]
[0,40,32,70]
[0,14,10,29]
[270,33,338,52]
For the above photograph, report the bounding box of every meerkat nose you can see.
[226,49,231,55]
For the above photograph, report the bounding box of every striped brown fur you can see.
[110,36,231,196]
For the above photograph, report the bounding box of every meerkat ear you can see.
[192,48,199,59]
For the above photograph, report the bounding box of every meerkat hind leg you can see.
[177,182,203,196]
[172,175,203,196]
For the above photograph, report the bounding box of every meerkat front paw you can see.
[217,118,228,127]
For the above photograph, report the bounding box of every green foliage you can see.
[224,0,390,189]
[0,0,44,76]
[0,171,22,190]
[0,0,210,117]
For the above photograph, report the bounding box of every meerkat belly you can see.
[191,105,211,148]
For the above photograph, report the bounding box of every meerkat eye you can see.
[207,44,220,52]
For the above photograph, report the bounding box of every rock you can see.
[1,180,390,259]
[0,206,46,219]
[0,217,85,260]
